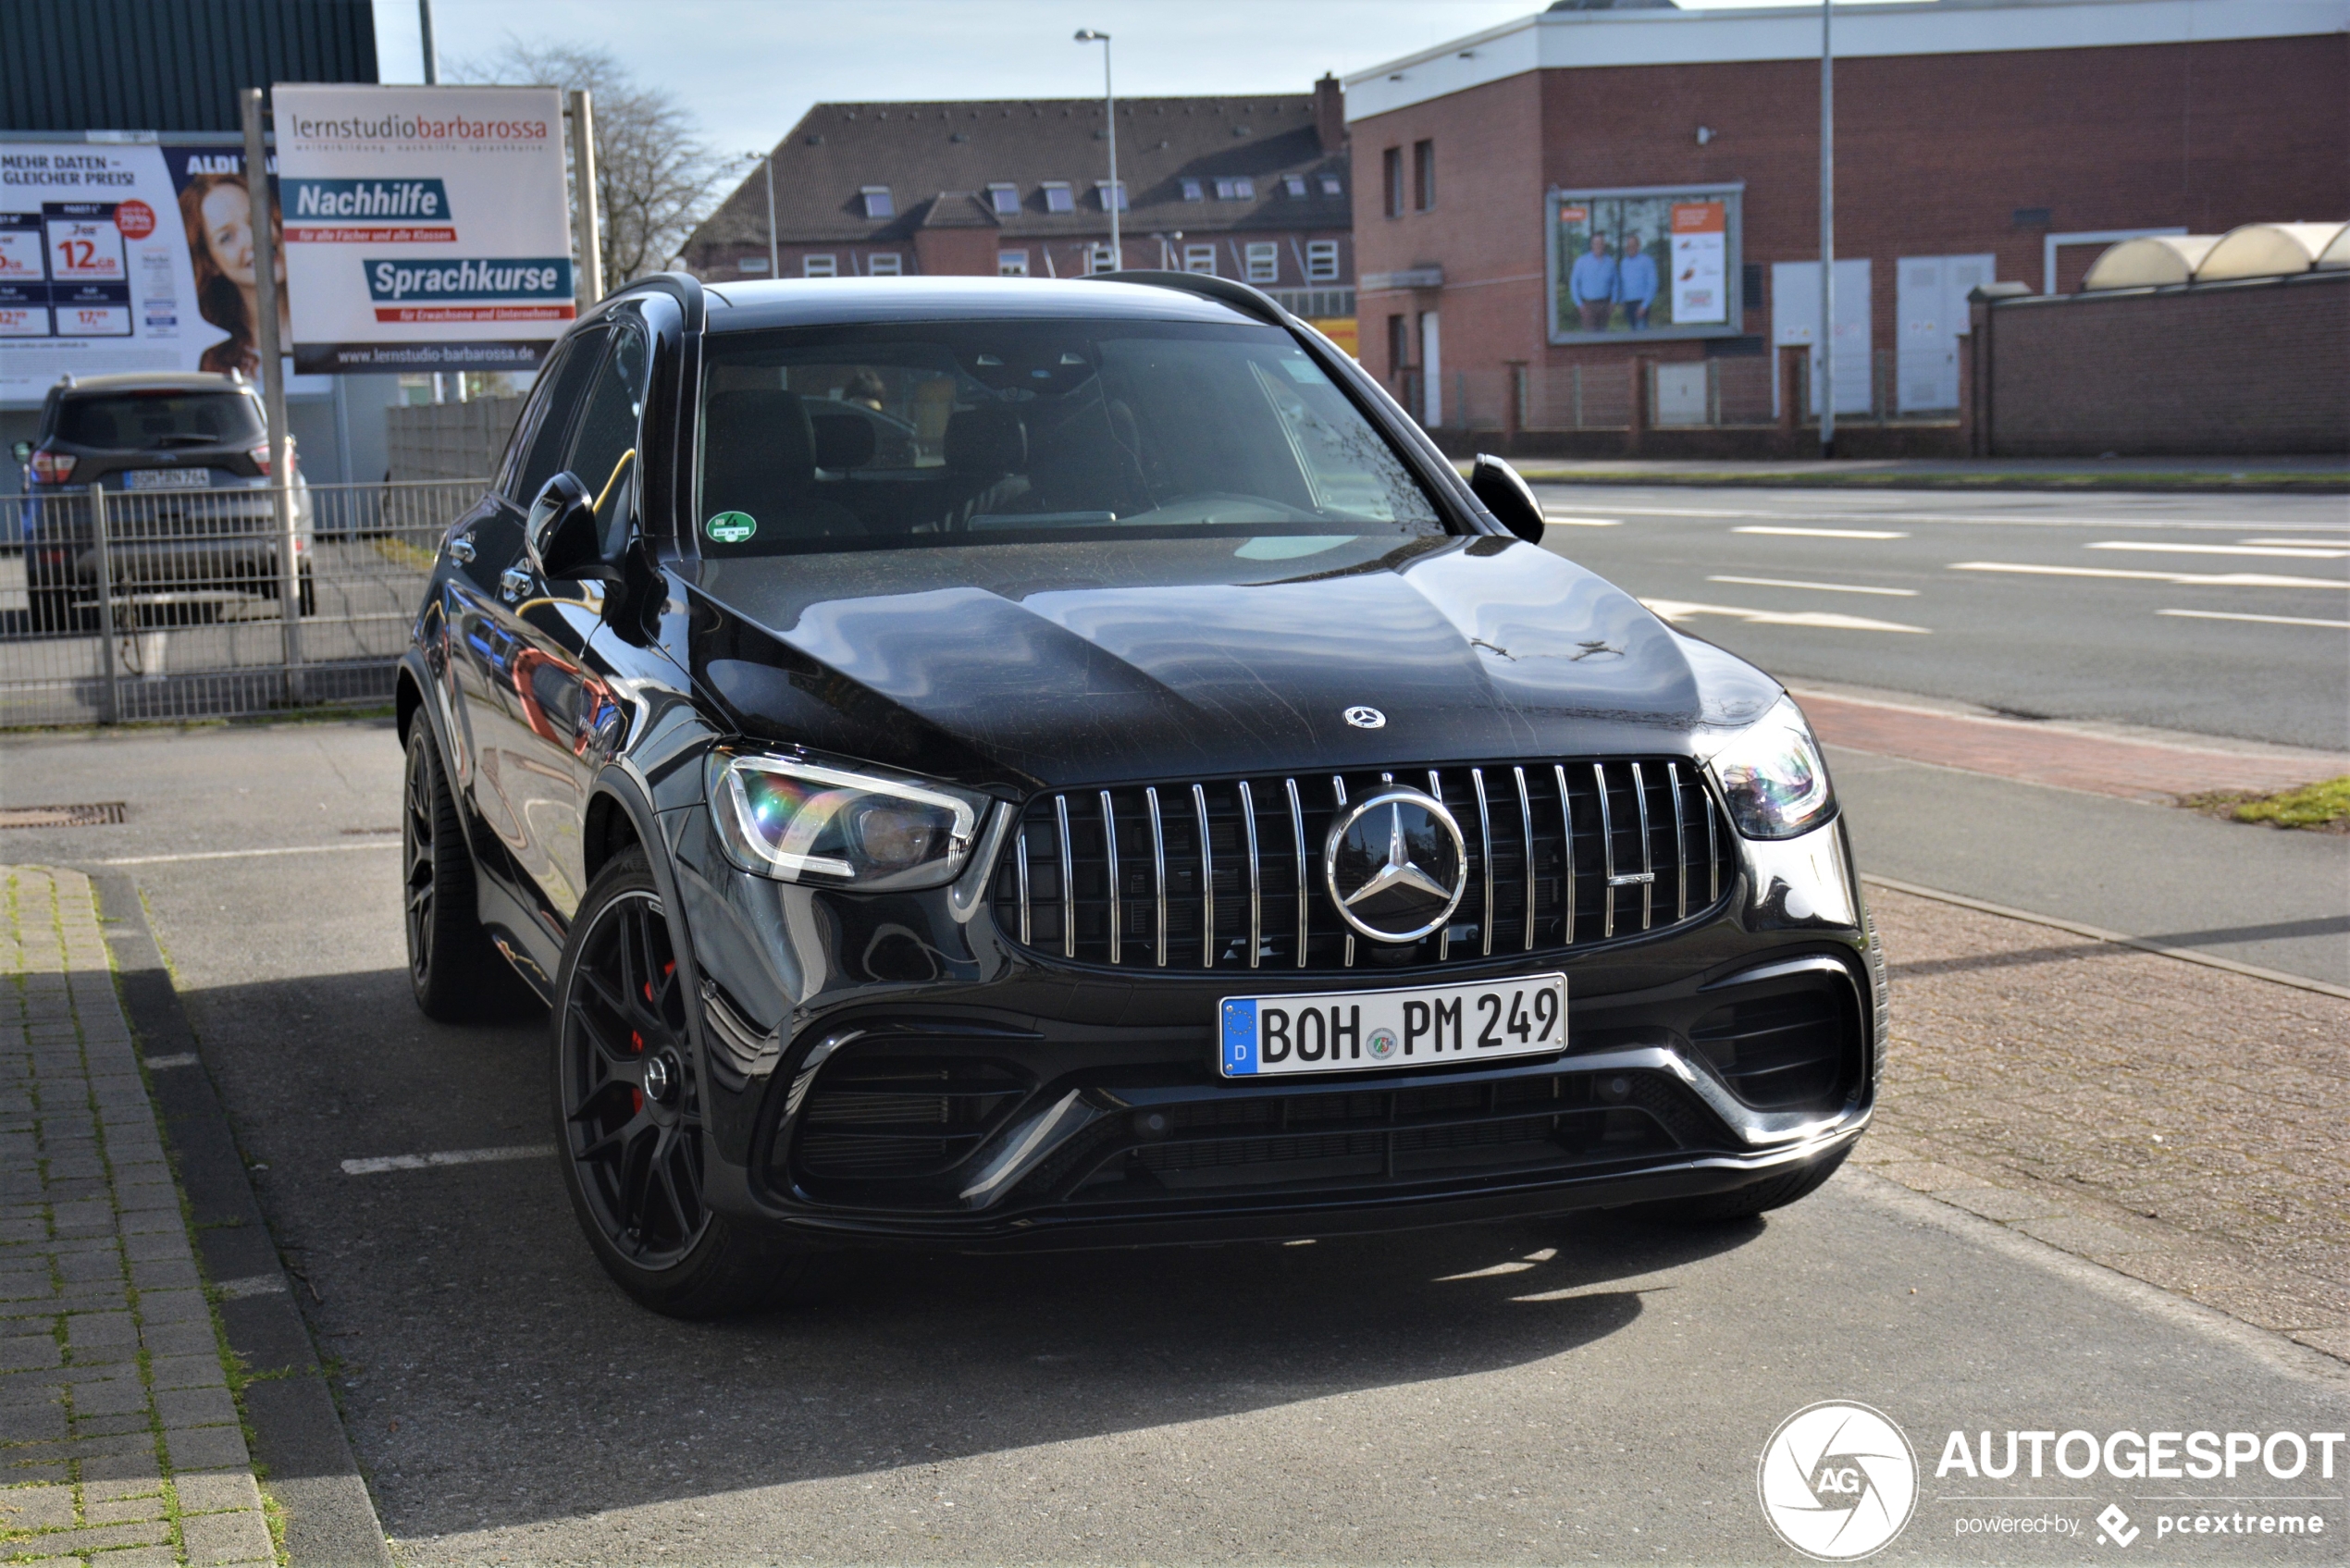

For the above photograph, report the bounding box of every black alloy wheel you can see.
[402,722,531,1021]
[552,849,812,1317]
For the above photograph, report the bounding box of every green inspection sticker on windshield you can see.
[704,511,757,545]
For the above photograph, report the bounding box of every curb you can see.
[89,871,394,1568]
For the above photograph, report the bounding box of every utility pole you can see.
[765,151,779,278]
[420,0,446,402]
[1075,30,1118,269]
[1819,0,1836,459]
[568,90,603,304]
[241,88,302,700]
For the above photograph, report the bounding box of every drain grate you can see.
[0,802,129,830]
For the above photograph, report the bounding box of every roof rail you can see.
[1087,268,1288,325]
[603,270,707,331]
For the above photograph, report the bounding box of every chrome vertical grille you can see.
[997,757,1738,973]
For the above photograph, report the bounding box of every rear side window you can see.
[55,392,264,450]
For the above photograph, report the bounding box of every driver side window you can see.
[563,324,652,554]
[507,327,607,507]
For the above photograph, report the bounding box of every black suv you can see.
[397,273,1884,1318]
[15,371,312,632]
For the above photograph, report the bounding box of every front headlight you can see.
[1704,698,1836,840]
[709,750,987,889]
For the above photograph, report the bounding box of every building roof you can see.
[686,91,1350,260]
[1346,0,2350,120]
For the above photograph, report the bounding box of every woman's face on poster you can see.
[199,183,280,289]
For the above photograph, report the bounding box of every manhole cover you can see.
[0,802,129,830]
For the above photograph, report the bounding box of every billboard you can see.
[272,84,575,376]
[1547,183,1744,344]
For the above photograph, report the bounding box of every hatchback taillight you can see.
[30,450,76,484]
[249,441,271,476]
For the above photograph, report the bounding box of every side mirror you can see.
[526,471,621,584]
[1469,454,1544,545]
[10,441,31,464]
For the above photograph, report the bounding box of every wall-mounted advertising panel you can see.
[272,84,574,376]
[0,136,341,402]
[1547,183,1744,345]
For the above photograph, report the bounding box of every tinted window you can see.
[55,392,264,450]
[509,328,606,504]
[695,319,1441,557]
[563,325,651,552]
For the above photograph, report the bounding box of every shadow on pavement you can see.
[172,968,1769,1540]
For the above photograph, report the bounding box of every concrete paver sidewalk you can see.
[0,867,274,1568]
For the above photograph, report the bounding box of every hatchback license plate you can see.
[125,468,211,491]
[1219,972,1567,1079]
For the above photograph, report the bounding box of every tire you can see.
[551,849,816,1319]
[1632,1144,1851,1224]
[402,722,533,1022]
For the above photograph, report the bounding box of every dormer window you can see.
[1213,177,1254,202]
[1042,181,1075,214]
[1095,180,1128,212]
[860,186,895,218]
[1181,178,1204,202]
[1319,173,1343,197]
[986,183,1020,216]
[1282,175,1306,198]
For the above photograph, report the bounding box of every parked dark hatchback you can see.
[396,273,1884,1317]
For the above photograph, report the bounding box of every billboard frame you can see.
[1545,180,1746,347]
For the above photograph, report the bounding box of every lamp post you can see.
[763,150,779,277]
[1074,29,1119,270]
[1819,0,1836,458]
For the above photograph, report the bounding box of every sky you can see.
[373,0,1874,165]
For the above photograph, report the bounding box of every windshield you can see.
[53,391,266,451]
[694,319,1445,554]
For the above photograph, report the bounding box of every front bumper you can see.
[666,802,1884,1251]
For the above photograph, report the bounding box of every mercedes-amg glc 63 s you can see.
[396,272,1885,1317]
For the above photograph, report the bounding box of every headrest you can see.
[703,389,814,475]
[943,403,1026,475]
[810,412,878,471]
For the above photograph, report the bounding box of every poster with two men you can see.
[1548,184,1743,344]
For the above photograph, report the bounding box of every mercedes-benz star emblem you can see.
[1342,706,1386,730]
[1322,787,1467,944]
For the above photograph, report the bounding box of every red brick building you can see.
[1346,0,2347,452]
[683,80,1359,345]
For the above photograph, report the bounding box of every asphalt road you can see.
[6,722,2346,1564]
[1528,487,2350,753]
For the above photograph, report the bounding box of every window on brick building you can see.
[1214,177,1255,201]
[865,253,902,276]
[1183,243,1218,276]
[1386,313,1410,376]
[803,254,838,278]
[1382,147,1403,218]
[1305,240,1339,282]
[998,250,1030,277]
[1181,177,1204,202]
[1043,181,1075,214]
[1413,141,1435,211]
[1095,180,1129,212]
[986,183,1020,216]
[1244,242,1279,283]
[1086,242,1119,274]
[860,186,895,218]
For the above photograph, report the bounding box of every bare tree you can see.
[459,41,749,284]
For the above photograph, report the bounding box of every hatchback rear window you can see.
[695,318,1443,555]
[54,392,265,450]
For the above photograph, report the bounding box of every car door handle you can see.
[447,533,476,563]
[499,564,533,603]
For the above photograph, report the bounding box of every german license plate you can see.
[1218,972,1567,1079]
[125,468,211,490]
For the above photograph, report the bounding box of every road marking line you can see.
[2244,537,2350,546]
[340,1144,555,1177]
[1534,502,2350,531]
[214,1275,288,1300]
[1949,562,2350,589]
[1540,514,1621,526]
[1708,574,1919,597]
[1731,525,1908,538]
[2158,608,2350,630]
[98,842,402,867]
[142,1053,200,1069]
[1640,597,1929,634]
[2088,540,2349,559]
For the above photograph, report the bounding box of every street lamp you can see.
[1074,29,1119,271]
[1819,0,1836,458]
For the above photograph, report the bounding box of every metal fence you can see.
[1427,352,1954,434]
[1,478,482,727]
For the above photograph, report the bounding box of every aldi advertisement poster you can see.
[1,137,342,402]
[271,84,574,375]
[1549,185,1742,343]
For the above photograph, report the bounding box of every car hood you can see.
[682,533,1782,794]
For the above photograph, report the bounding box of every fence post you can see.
[1626,358,1650,456]
[88,488,119,725]
[1504,363,1525,444]
[1572,364,1584,429]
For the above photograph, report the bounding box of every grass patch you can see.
[2180,775,2350,832]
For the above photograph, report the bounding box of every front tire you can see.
[552,850,814,1318]
[403,722,532,1021]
